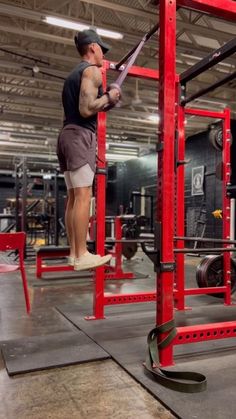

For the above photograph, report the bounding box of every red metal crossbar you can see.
[185,108,227,119]
[104,292,156,305]
[175,321,236,345]
[104,60,160,81]
[177,0,236,20]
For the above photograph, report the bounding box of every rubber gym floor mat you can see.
[1,330,110,376]
[57,302,236,419]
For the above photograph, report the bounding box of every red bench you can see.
[36,246,72,278]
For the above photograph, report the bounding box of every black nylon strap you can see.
[144,320,207,393]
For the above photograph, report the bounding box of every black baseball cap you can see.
[74,29,110,54]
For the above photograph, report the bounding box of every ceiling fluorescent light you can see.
[181,53,202,60]
[106,153,137,161]
[44,16,89,31]
[108,142,140,149]
[96,28,123,40]
[198,98,227,106]
[43,16,123,40]
[0,133,10,141]
[148,115,160,123]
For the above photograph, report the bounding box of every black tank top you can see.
[62,61,103,133]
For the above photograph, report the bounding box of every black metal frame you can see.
[182,70,236,105]
[180,37,236,84]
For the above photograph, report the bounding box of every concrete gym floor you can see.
[0,251,175,419]
[0,251,235,418]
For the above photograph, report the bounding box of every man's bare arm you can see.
[79,66,120,118]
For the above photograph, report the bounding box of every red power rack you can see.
[157,0,236,366]
[87,0,236,369]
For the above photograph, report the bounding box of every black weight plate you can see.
[209,128,232,152]
[196,254,236,298]
[122,242,138,260]
[209,129,221,151]
[215,128,223,149]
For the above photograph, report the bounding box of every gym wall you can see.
[185,119,236,240]
[185,130,222,240]
[115,153,157,214]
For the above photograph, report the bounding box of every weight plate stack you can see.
[196,254,236,297]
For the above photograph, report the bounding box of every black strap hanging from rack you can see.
[144,320,207,393]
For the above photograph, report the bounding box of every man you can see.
[57,29,121,271]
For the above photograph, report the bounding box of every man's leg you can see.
[64,171,76,265]
[73,186,92,258]
[65,188,75,258]
[69,164,112,271]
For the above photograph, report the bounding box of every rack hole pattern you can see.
[176,326,236,344]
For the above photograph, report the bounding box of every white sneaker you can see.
[74,252,112,271]
[67,256,75,266]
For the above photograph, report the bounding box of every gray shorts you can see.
[57,124,96,173]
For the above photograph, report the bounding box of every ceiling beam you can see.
[177,0,236,21]
[0,70,62,87]
[0,92,61,107]
[0,81,60,96]
[55,0,157,20]
[1,2,235,50]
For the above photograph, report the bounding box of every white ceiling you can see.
[0,0,235,170]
